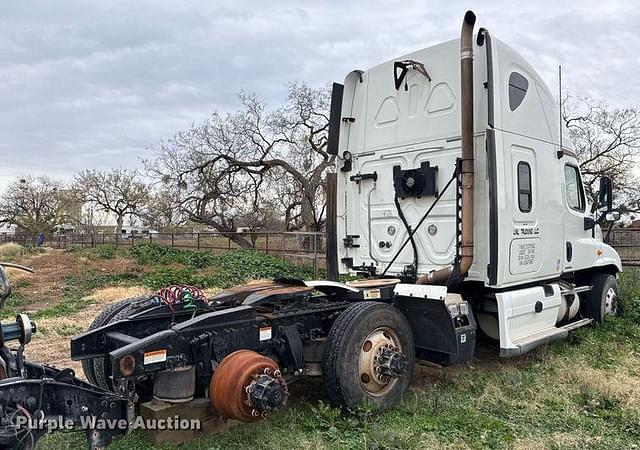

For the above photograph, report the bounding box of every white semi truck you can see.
[0,13,622,448]
[329,11,622,357]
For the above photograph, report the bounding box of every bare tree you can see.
[149,82,333,245]
[563,96,640,213]
[74,169,149,241]
[0,176,65,234]
[149,150,266,248]
[140,188,185,231]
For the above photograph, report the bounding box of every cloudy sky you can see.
[0,0,638,190]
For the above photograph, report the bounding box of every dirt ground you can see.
[5,248,137,311]
[3,248,144,377]
[26,287,149,377]
[4,248,222,379]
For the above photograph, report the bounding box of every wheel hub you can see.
[210,350,288,421]
[376,347,408,381]
[604,287,618,316]
[358,328,407,396]
[246,370,288,413]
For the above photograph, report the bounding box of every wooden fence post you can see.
[282,233,286,262]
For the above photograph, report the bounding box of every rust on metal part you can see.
[210,350,285,422]
[210,279,313,305]
[346,278,401,288]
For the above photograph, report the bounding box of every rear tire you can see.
[584,273,619,323]
[322,302,414,411]
[81,296,149,389]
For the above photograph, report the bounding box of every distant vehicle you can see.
[0,224,17,237]
[119,226,159,240]
[52,223,77,235]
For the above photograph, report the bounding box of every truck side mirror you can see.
[605,211,620,222]
[598,176,613,212]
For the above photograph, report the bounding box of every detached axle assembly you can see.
[211,350,288,421]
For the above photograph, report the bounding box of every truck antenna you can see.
[558,65,563,158]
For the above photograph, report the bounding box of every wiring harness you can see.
[151,285,206,313]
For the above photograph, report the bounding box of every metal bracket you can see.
[394,60,431,91]
[343,235,360,248]
[349,172,377,184]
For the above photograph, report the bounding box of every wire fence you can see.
[0,231,328,276]
[605,228,640,267]
[2,228,638,271]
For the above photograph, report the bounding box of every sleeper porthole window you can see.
[517,161,532,213]
[508,72,528,111]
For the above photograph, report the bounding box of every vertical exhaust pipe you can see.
[417,10,476,285]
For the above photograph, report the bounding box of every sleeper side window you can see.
[564,165,585,212]
[517,162,532,212]
[508,72,528,111]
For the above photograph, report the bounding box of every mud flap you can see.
[394,292,476,365]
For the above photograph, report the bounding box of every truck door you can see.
[562,163,594,271]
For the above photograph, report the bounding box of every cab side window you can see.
[517,162,532,212]
[564,165,585,212]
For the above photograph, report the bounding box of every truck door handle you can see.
[566,242,572,262]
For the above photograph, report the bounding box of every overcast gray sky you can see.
[0,0,638,190]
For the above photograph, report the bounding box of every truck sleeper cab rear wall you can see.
[335,39,490,282]
[334,36,620,288]
[331,19,621,358]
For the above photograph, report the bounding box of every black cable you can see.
[381,167,458,277]
[393,195,418,274]
[605,221,614,243]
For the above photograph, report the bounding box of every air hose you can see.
[393,195,418,276]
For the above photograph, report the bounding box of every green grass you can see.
[4,245,318,321]
[1,270,142,321]
[36,267,640,450]
[69,243,317,290]
[1,291,28,318]
[0,243,44,262]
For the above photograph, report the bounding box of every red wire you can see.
[156,285,206,312]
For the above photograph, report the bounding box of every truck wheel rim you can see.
[604,288,618,316]
[358,327,404,396]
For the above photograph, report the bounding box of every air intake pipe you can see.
[417,10,476,285]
